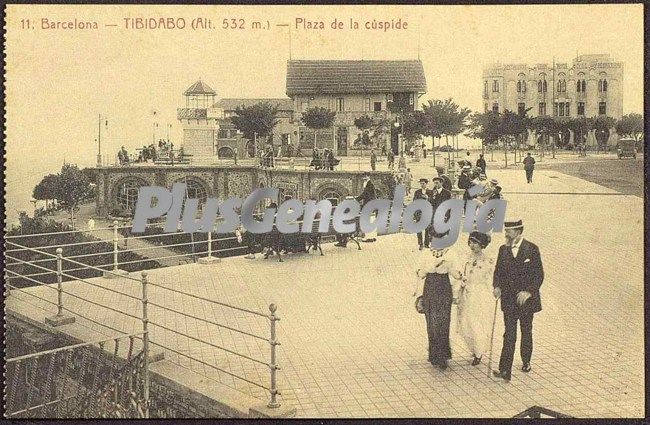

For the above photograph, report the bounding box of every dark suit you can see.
[429,188,452,239]
[413,188,433,248]
[336,180,376,246]
[493,239,544,376]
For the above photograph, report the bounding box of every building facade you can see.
[482,54,623,120]
[286,60,427,155]
[94,165,396,217]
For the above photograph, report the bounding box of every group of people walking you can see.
[414,221,544,381]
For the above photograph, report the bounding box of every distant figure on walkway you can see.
[335,174,375,248]
[492,219,544,381]
[381,144,387,156]
[404,168,412,195]
[415,247,456,370]
[476,154,487,175]
[523,152,535,183]
[455,231,494,366]
[370,149,377,171]
[398,151,407,171]
[387,150,395,170]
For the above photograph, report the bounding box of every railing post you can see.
[113,220,119,272]
[140,271,150,418]
[104,220,128,278]
[45,248,75,326]
[198,228,220,264]
[268,303,280,408]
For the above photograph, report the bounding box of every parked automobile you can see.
[617,138,637,159]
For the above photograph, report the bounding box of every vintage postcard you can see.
[3,3,645,419]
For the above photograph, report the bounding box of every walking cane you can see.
[487,297,500,378]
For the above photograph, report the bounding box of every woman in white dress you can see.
[455,231,495,366]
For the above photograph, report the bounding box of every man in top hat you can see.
[413,178,433,250]
[492,218,544,381]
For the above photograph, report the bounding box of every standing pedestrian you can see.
[455,231,495,366]
[415,247,456,369]
[398,151,407,171]
[387,150,395,170]
[404,167,413,195]
[476,154,487,175]
[413,178,432,250]
[370,149,377,171]
[523,152,535,183]
[492,219,544,381]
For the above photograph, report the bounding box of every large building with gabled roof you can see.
[177,59,428,158]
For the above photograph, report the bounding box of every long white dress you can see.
[455,251,495,358]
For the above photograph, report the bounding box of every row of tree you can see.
[228,99,643,161]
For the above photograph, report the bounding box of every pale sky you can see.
[5,4,644,221]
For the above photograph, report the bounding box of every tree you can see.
[420,100,446,167]
[531,116,558,158]
[616,113,643,147]
[302,106,336,150]
[499,109,530,165]
[231,102,280,148]
[591,116,616,152]
[33,173,60,210]
[55,164,93,228]
[465,111,501,161]
[567,117,589,149]
[353,115,374,153]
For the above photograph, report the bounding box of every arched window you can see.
[576,80,581,92]
[321,190,342,206]
[603,79,608,92]
[522,80,526,92]
[581,80,586,92]
[538,80,543,93]
[183,178,209,206]
[517,81,521,92]
[217,146,235,158]
[543,80,547,92]
[116,178,146,212]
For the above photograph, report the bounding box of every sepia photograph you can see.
[3,3,646,419]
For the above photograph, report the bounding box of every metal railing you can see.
[5,228,284,409]
[5,332,148,418]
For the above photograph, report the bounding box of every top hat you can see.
[504,219,523,229]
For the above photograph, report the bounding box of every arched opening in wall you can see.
[179,177,210,208]
[246,140,256,158]
[115,178,147,214]
[217,147,235,158]
[319,189,343,207]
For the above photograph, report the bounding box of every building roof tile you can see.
[286,60,427,95]
[184,80,217,96]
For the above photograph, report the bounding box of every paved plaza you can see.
[7,160,644,418]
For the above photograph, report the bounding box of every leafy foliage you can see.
[301,106,337,130]
[616,113,643,142]
[353,115,374,132]
[231,102,280,141]
[56,164,94,211]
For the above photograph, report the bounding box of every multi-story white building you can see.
[482,54,623,120]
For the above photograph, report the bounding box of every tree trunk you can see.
[503,138,508,168]
[445,135,451,169]
[432,137,436,167]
